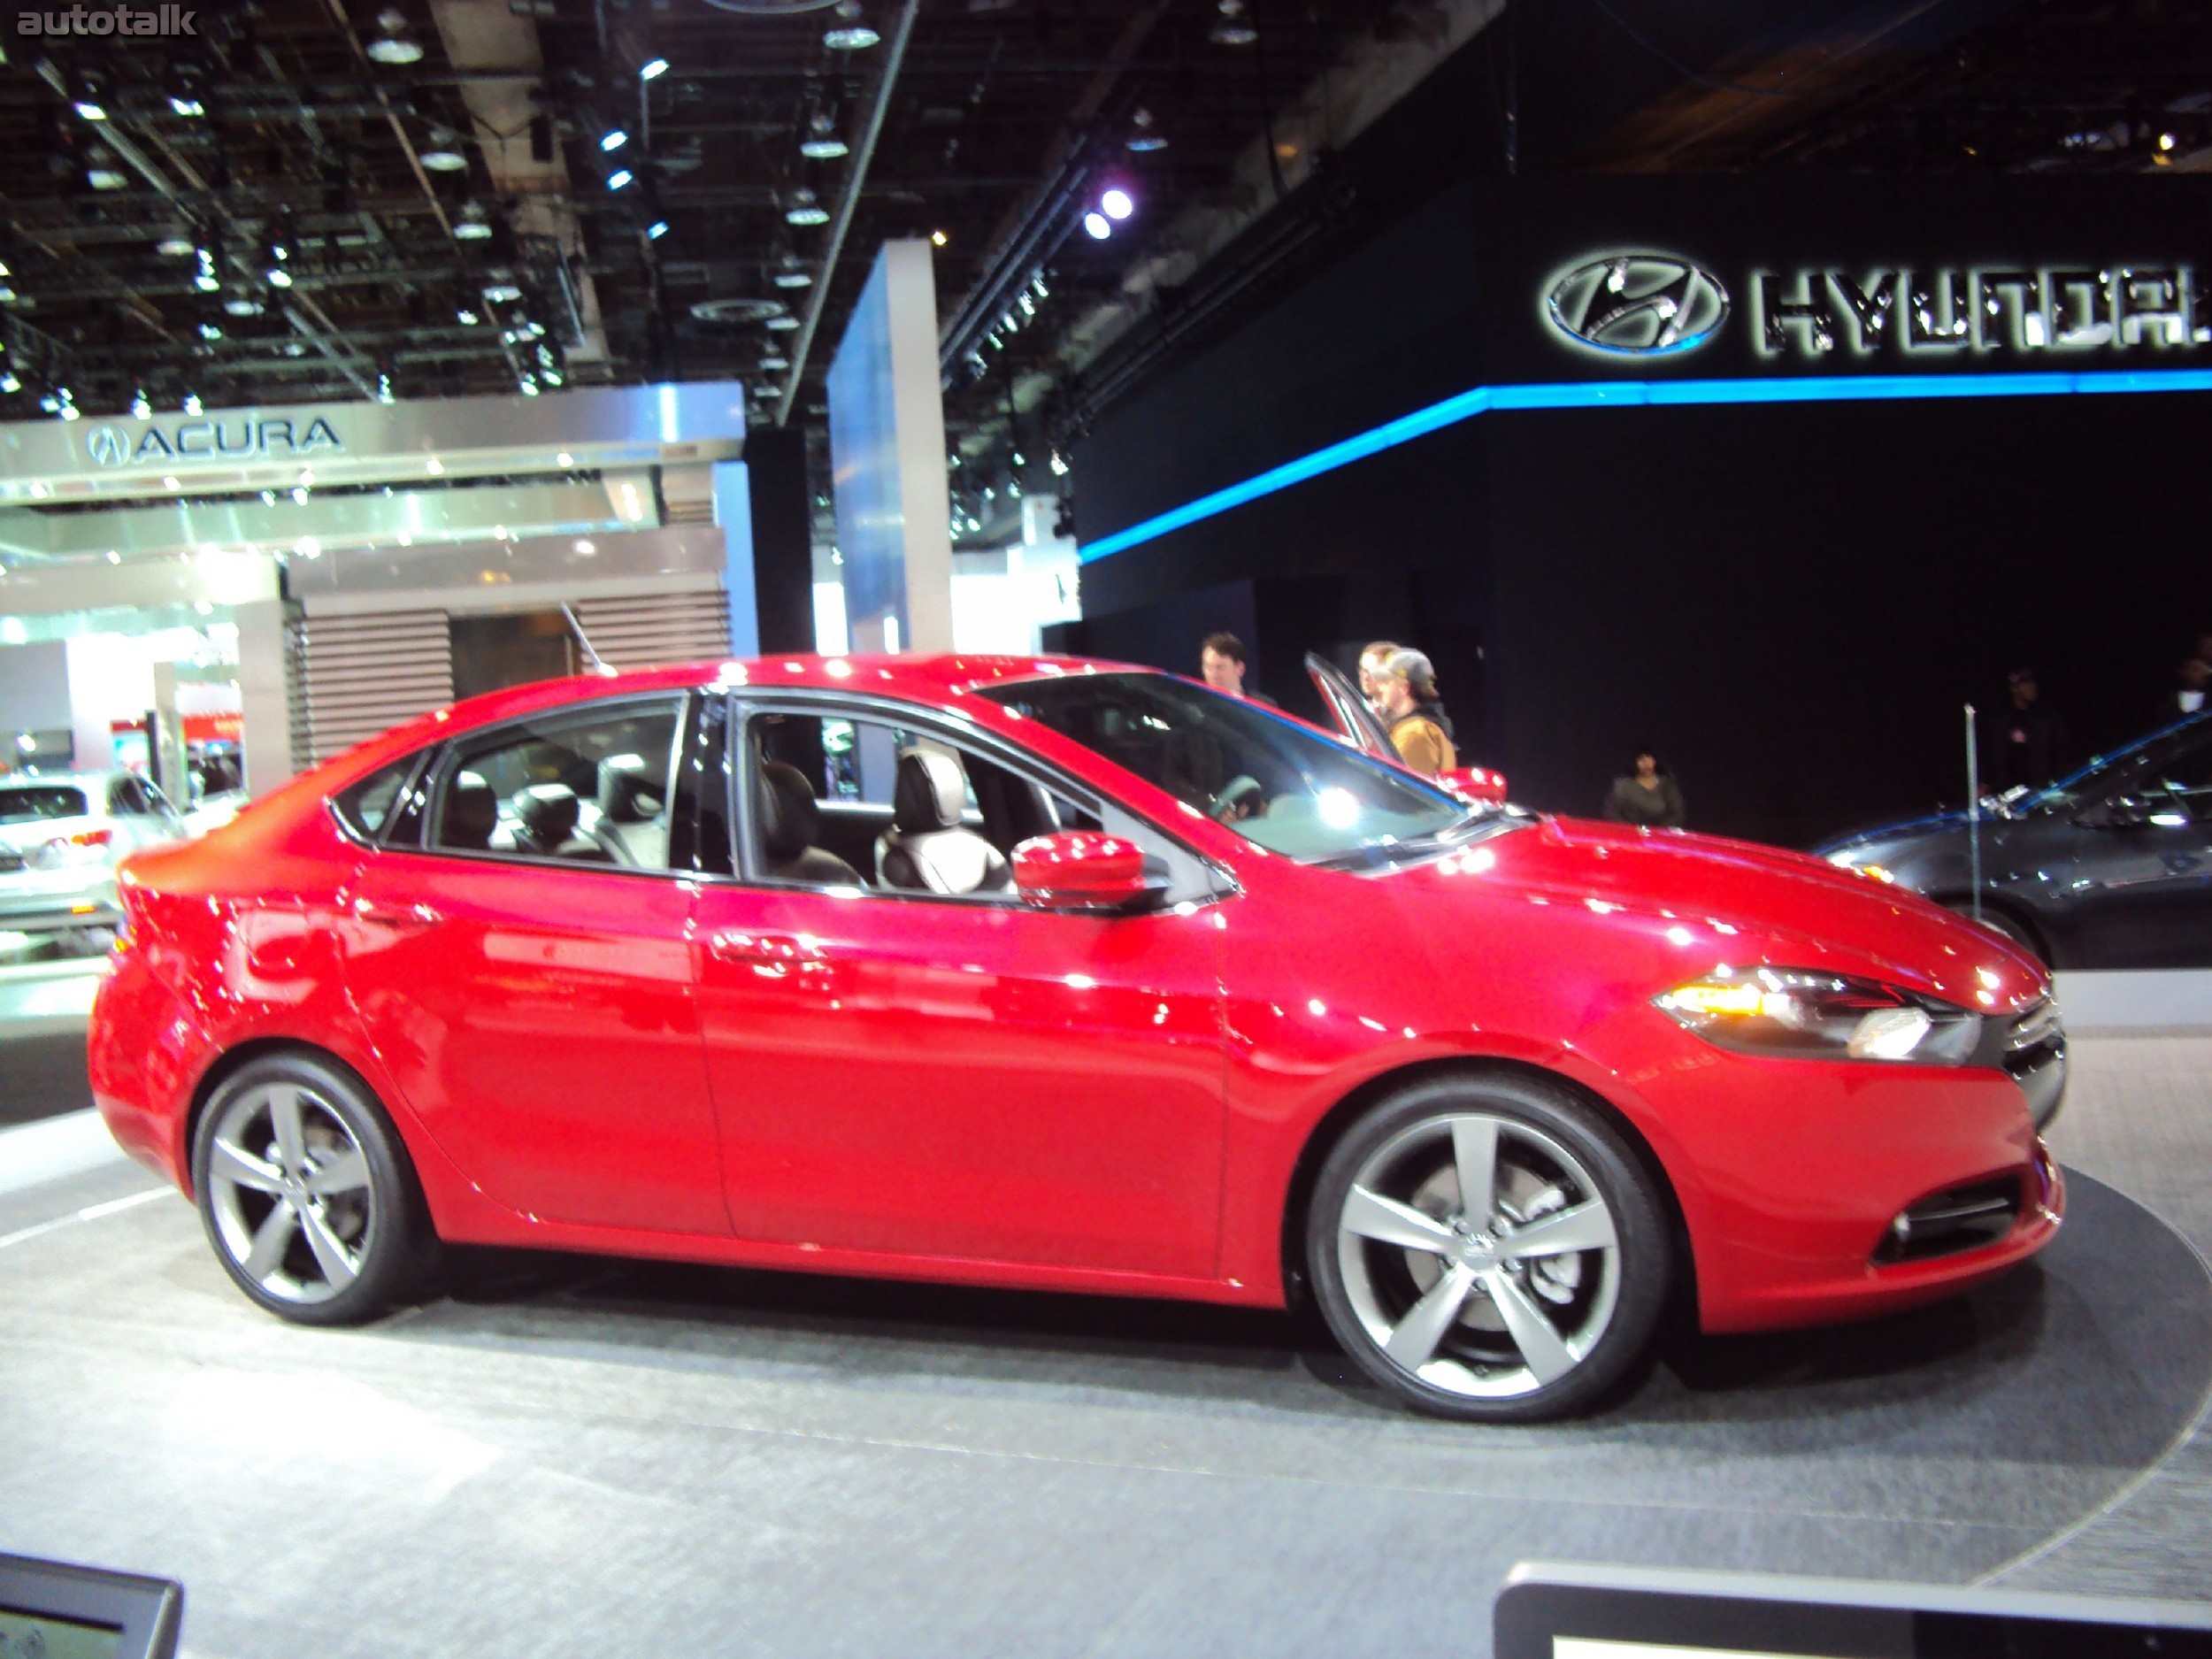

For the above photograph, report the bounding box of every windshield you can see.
[2016,714,2212,818]
[0,786,89,825]
[978,671,1494,864]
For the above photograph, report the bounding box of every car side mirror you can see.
[1438,766,1508,806]
[1011,831,1163,913]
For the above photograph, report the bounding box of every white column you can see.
[234,599,294,797]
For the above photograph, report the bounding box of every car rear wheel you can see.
[1305,1071,1671,1423]
[192,1053,437,1326]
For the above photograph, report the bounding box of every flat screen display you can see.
[0,1605,124,1659]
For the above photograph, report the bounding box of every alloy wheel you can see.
[204,1082,377,1305]
[1333,1111,1622,1400]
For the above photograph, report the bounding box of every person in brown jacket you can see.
[1373,649,1455,776]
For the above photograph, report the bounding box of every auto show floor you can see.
[3,1019,2211,1655]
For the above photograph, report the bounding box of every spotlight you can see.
[156,235,196,257]
[130,390,151,419]
[931,229,948,247]
[600,129,628,152]
[1082,211,1110,240]
[166,63,210,118]
[801,113,849,159]
[223,296,263,317]
[59,403,82,422]
[608,168,634,190]
[71,69,109,122]
[366,9,426,64]
[457,307,480,324]
[773,257,812,288]
[759,354,789,371]
[267,266,294,288]
[0,373,17,395]
[764,313,800,331]
[195,249,220,292]
[454,202,494,241]
[198,322,223,340]
[785,189,829,226]
[1101,188,1134,220]
[377,372,395,403]
[1210,0,1256,44]
[86,161,129,191]
[824,2,879,51]
[518,376,540,396]
[1126,108,1167,151]
[483,282,522,303]
[641,57,669,80]
[420,128,469,171]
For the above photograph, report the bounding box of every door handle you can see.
[707,931,815,965]
[353,897,444,929]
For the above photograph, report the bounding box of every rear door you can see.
[339,691,729,1236]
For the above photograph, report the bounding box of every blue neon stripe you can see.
[1079,365,2212,563]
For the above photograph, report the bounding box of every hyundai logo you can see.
[84,426,131,468]
[1546,255,1731,356]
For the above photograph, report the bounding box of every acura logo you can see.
[85,426,130,467]
[1546,255,1731,356]
[77,414,343,468]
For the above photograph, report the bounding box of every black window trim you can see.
[371,687,701,879]
[724,686,1229,909]
[327,748,437,851]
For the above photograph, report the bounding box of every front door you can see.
[340,692,729,1236]
[693,698,1228,1277]
[2064,726,2212,967]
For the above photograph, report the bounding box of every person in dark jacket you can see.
[1604,747,1685,828]
[1989,667,2065,792]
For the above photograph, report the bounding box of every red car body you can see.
[90,655,2062,1337]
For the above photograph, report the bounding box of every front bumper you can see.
[1586,1006,2068,1336]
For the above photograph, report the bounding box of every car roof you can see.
[428,652,1157,733]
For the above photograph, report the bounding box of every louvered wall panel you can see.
[287,609,455,770]
[572,589,731,670]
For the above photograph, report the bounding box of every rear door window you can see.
[0,787,88,823]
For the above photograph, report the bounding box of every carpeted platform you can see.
[0,1160,2204,1659]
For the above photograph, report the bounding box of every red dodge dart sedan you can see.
[88,655,2065,1421]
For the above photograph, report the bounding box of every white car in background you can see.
[0,772,187,957]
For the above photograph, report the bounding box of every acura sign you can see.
[1545,250,2209,365]
[81,413,344,468]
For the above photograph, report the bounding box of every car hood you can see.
[1403,815,2045,1013]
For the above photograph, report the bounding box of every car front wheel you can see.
[192,1052,437,1325]
[1306,1071,1671,1423]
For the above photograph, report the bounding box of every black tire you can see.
[1304,1070,1672,1423]
[190,1050,439,1326]
[1946,901,2047,964]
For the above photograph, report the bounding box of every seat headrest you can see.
[894,749,967,833]
[757,760,820,858]
[598,753,661,825]
[444,770,498,849]
[515,782,580,849]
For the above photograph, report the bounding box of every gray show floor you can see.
[3,1023,2211,1655]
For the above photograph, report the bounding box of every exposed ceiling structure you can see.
[1,0,2205,549]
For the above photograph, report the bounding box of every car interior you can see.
[430,702,681,871]
[749,713,1094,897]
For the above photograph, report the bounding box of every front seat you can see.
[442,770,499,851]
[593,753,667,868]
[757,760,864,884]
[877,749,1010,895]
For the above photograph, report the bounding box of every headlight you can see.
[1656,968,1981,1064]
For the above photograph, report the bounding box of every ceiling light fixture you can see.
[773,256,812,288]
[1082,211,1110,240]
[194,249,220,292]
[71,71,109,121]
[601,129,628,152]
[366,9,426,64]
[420,128,469,171]
[223,296,263,317]
[457,307,480,324]
[640,57,669,80]
[648,219,669,240]
[608,168,634,189]
[931,228,948,247]
[785,188,829,226]
[824,2,878,50]
[86,163,129,191]
[1100,187,1134,219]
[759,354,789,371]
[454,202,494,241]
[1210,0,1256,46]
[198,323,223,340]
[764,314,800,331]
[801,112,849,159]
[182,394,202,416]
[157,236,196,257]
[483,282,522,303]
[0,373,18,395]
[130,390,151,419]
[1126,108,1167,151]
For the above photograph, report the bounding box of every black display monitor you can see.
[1495,1563,2212,1659]
[0,1555,181,1659]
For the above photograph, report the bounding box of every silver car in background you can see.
[0,772,186,956]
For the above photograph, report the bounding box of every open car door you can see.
[1303,650,1509,805]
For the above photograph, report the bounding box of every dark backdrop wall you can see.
[1065,174,2212,847]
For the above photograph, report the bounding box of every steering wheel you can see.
[1210,774,1265,823]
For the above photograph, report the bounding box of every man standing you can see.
[1992,668,2064,792]
[1371,649,1456,777]
[1199,634,1274,704]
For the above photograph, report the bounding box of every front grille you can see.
[1873,1176,2022,1264]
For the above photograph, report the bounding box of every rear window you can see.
[334,757,424,841]
[0,786,89,824]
